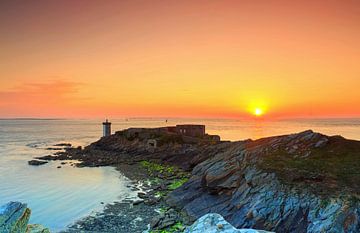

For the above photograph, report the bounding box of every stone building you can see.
[175,125,205,137]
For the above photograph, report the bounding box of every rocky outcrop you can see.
[35,128,226,170]
[168,130,360,233]
[0,202,31,233]
[33,128,360,232]
[185,213,272,233]
[0,202,50,233]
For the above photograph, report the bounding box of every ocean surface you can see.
[1,118,360,232]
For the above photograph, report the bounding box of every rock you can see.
[150,214,163,228]
[144,198,158,206]
[137,192,147,199]
[167,130,360,232]
[150,208,180,230]
[57,166,61,168]
[132,200,144,205]
[45,147,62,150]
[35,155,61,161]
[314,138,328,148]
[60,162,67,165]
[28,160,48,166]
[26,224,50,233]
[53,143,72,147]
[184,213,273,233]
[0,202,31,233]
[0,202,49,233]
[31,127,360,233]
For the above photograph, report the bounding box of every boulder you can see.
[0,202,50,233]
[0,202,31,233]
[184,213,272,233]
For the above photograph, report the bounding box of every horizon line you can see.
[1,116,360,121]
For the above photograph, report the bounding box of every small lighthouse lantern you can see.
[102,119,111,137]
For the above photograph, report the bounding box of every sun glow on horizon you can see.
[246,99,267,118]
[254,108,264,117]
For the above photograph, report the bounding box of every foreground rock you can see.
[27,224,51,233]
[185,213,272,233]
[0,202,49,233]
[0,202,30,233]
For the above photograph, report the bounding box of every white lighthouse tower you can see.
[102,119,111,137]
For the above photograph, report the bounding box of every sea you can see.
[1,118,360,232]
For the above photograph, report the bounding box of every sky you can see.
[1,0,360,119]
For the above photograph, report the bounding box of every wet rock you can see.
[0,202,30,233]
[28,160,48,166]
[45,147,63,151]
[27,224,51,233]
[150,208,181,230]
[144,197,160,206]
[54,143,72,147]
[35,155,63,161]
[138,192,147,199]
[133,200,144,205]
[0,202,49,233]
[150,213,164,228]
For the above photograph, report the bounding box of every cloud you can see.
[0,79,84,117]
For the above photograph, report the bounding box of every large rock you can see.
[0,202,31,233]
[0,202,50,233]
[168,130,360,232]
[184,213,272,233]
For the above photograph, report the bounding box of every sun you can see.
[254,108,263,116]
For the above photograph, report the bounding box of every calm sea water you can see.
[1,118,360,232]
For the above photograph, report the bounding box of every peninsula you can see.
[26,127,360,233]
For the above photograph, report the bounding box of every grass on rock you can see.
[150,222,185,233]
[168,178,189,190]
[258,136,360,196]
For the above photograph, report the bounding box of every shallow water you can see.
[1,118,360,231]
[0,119,135,232]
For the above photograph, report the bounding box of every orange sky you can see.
[1,0,360,118]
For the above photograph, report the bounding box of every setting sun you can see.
[254,108,264,116]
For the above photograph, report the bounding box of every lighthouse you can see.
[102,119,111,137]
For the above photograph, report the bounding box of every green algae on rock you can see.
[0,202,50,233]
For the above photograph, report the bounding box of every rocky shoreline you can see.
[28,128,360,232]
[62,161,191,233]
